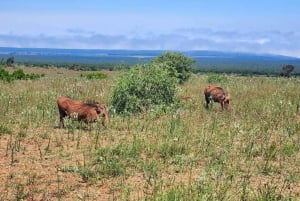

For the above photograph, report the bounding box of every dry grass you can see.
[0,66,299,200]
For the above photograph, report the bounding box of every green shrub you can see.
[81,72,108,79]
[11,69,27,80]
[151,52,195,84]
[0,68,41,82]
[0,68,13,82]
[207,73,228,84]
[109,64,178,114]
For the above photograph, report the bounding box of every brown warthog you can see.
[204,85,231,110]
[57,97,109,128]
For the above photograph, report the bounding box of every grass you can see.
[0,66,299,200]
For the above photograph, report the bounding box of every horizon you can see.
[1,46,300,58]
[1,1,300,58]
[2,47,300,61]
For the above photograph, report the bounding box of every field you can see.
[0,66,300,200]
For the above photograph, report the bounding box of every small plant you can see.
[15,131,27,152]
[0,124,12,136]
[93,145,127,177]
[59,165,78,173]
[158,141,188,160]
[282,142,297,157]
[143,159,159,185]
[14,183,27,201]
[78,167,96,183]
[255,183,284,201]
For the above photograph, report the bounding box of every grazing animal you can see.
[57,97,109,128]
[204,85,231,110]
[180,95,194,103]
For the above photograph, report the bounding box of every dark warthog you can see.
[57,97,109,128]
[204,85,231,110]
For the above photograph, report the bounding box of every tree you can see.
[6,56,15,67]
[280,64,294,77]
[109,64,178,114]
[151,52,195,84]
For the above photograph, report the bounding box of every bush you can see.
[81,72,108,79]
[0,68,41,82]
[109,64,178,114]
[11,69,26,79]
[206,73,228,84]
[0,68,13,82]
[151,52,195,84]
[26,73,42,80]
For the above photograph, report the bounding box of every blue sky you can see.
[1,0,300,57]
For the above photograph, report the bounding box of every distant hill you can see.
[1,47,300,75]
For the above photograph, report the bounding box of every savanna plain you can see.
[0,66,299,201]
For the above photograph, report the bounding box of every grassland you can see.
[0,66,299,200]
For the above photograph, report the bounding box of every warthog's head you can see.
[95,104,109,127]
[222,93,232,110]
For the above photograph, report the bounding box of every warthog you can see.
[204,85,231,110]
[57,97,109,128]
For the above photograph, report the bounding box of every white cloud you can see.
[1,7,300,58]
[0,28,299,58]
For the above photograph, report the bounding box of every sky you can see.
[0,0,300,57]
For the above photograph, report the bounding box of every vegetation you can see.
[109,64,178,114]
[280,64,295,77]
[206,73,229,84]
[0,67,42,82]
[1,49,300,76]
[80,72,108,79]
[0,66,299,200]
[6,56,15,66]
[151,51,195,84]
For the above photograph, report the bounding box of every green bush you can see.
[81,72,108,79]
[109,64,178,114]
[0,68,13,82]
[207,73,228,84]
[26,73,42,80]
[0,68,41,82]
[11,69,26,79]
[151,52,195,84]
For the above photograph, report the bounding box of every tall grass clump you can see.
[80,72,108,80]
[109,64,178,115]
[206,73,229,84]
[0,124,12,136]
